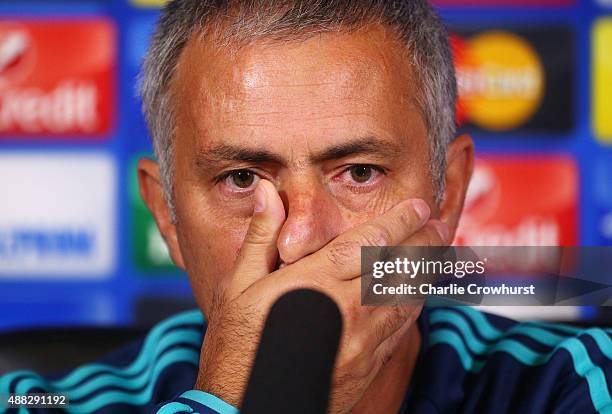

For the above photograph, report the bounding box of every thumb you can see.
[231,179,286,293]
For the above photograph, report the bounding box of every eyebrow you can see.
[195,145,285,170]
[204,145,285,164]
[196,136,401,170]
[310,137,400,163]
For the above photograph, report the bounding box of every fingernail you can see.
[254,182,267,213]
[430,220,449,243]
[411,199,430,223]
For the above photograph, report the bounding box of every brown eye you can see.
[349,165,373,183]
[230,170,255,188]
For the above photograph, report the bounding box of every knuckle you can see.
[326,240,359,267]
[342,334,369,366]
[346,343,375,378]
[244,220,273,245]
[360,223,393,247]
[396,208,421,231]
[352,357,375,380]
[343,337,361,361]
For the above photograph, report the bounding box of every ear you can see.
[439,134,474,243]
[137,158,186,270]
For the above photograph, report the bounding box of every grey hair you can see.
[140,0,457,221]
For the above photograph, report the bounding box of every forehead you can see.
[171,24,424,154]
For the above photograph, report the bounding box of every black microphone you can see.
[241,289,343,414]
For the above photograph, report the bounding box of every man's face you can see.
[139,25,472,315]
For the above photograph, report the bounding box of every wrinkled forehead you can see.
[170,24,425,157]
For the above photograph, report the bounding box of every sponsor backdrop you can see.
[0,0,610,330]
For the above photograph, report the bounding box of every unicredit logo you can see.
[461,162,501,227]
[0,20,115,138]
[455,157,577,246]
[0,81,99,133]
[0,30,28,74]
[0,25,34,87]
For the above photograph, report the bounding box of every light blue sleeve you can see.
[156,390,239,414]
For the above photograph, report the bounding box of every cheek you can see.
[174,181,251,272]
[360,185,401,213]
[176,207,250,309]
[329,191,395,236]
[337,171,435,225]
[184,223,246,276]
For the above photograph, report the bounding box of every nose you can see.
[276,179,344,265]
